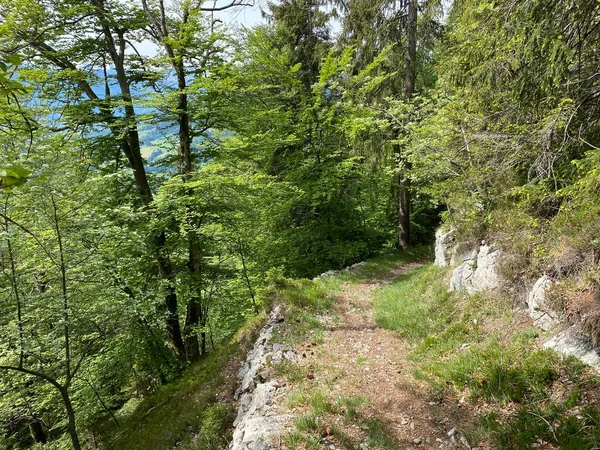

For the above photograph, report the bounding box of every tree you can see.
[139,0,245,359]
[334,0,443,248]
[396,0,416,249]
[268,0,332,90]
[0,157,143,450]
[0,0,193,359]
[226,26,393,276]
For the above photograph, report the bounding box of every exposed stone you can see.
[313,261,367,280]
[450,244,478,268]
[527,275,560,331]
[435,228,455,267]
[449,244,501,294]
[230,307,298,450]
[314,270,339,280]
[543,326,600,372]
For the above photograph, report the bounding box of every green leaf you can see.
[0,165,32,190]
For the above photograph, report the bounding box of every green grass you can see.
[283,389,371,449]
[363,418,396,450]
[317,246,432,290]
[372,262,600,449]
[96,315,266,450]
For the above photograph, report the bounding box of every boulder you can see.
[527,275,559,331]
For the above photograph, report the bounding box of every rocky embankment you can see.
[435,228,600,372]
[230,307,298,450]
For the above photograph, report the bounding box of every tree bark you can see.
[141,1,202,360]
[200,308,207,356]
[154,232,186,360]
[404,0,417,102]
[60,387,81,450]
[183,297,201,359]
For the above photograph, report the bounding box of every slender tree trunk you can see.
[175,60,193,178]
[183,230,202,361]
[175,59,202,360]
[404,0,417,102]
[396,0,417,249]
[200,307,207,355]
[396,151,411,249]
[154,232,186,360]
[238,239,259,314]
[3,205,25,367]
[140,0,209,361]
[51,196,72,381]
[60,387,81,450]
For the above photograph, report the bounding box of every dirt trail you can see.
[279,262,479,450]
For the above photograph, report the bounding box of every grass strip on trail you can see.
[372,262,600,449]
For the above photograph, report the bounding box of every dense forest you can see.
[0,0,599,448]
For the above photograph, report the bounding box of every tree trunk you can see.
[154,233,186,360]
[175,59,202,360]
[183,298,201,359]
[90,4,187,359]
[175,60,193,178]
[397,160,411,249]
[394,142,411,249]
[200,308,207,355]
[140,0,204,361]
[396,0,417,250]
[59,388,81,450]
[404,0,417,102]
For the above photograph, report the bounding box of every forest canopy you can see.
[0,0,598,447]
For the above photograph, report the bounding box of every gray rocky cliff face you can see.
[230,307,298,450]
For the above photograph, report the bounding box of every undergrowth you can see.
[96,313,267,450]
[373,263,600,449]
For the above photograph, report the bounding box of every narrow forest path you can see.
[273,260,480,450]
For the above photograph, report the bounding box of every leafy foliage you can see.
[1,0,599,447]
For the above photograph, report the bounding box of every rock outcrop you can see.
[230,307,298,450]
[449,244,501,295]
[434,228,455,267]
[543,326,600,372]
[527,275,559,331]
[434,227,600,372]
[313,261,366,280]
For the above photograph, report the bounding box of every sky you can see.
[215,0,267,29]
[135,0,267,56]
